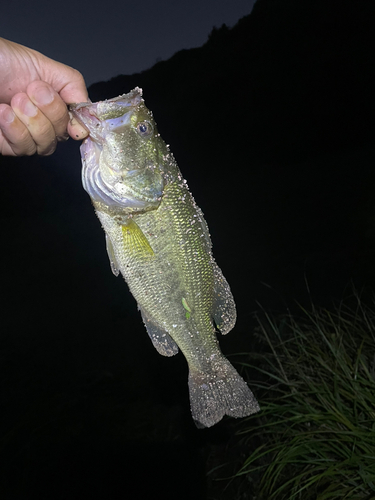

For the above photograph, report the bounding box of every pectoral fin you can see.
[140,310,179,357]
[212,262,237,334]
[121,219,154,260]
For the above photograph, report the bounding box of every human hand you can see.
[0,38,89,156]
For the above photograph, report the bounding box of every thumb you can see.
[33,51,89,104]
[55,67,89,104]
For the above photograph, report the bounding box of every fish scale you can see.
[71,88,260,427]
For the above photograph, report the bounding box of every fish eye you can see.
[136,121,153,138]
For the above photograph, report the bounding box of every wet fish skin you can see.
[71,88,259,427]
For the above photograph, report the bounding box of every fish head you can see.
[71,88,169,214]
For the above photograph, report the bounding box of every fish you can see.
[70,88,260,428]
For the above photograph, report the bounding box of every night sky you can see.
[1,0,255,86]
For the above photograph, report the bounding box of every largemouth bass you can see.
[71,88,259,427]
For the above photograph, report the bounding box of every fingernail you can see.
[33,86,54,105]
[1,107,15,123]
[23,100,38,117]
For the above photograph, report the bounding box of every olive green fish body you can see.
[98,182,218,360]
[71,88,259,427]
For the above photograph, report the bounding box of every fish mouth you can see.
[70,101,103,143]
[70,88,144,143]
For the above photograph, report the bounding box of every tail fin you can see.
[188,355,260,428]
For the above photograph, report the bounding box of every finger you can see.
[42,60,89,104]
[67,114,89,140]
[28,81,88,141]
[27,81,69,141]
[32,50,89,104]
[0,128,16,156]
[11,92,57,155]
[0,103,37,155]
[58,68,88,104]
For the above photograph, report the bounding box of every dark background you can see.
[1,0,375,498]
[0,0,256,86]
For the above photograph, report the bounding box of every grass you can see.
[226,291,375,499]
